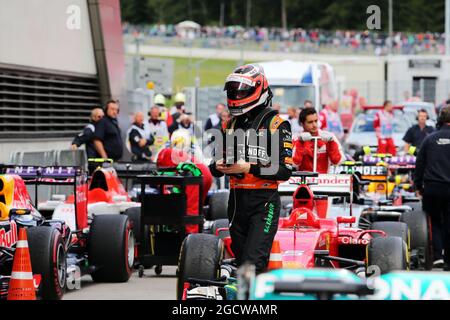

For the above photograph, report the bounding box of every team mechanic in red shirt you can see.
[293,108,344,173]
[209,64,293,273]
[373,100,397,155]
[318,100,345,141]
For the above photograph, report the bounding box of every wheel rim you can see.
[56,243,67,288]
[127,230,135,269]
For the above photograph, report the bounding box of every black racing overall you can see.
[210,105,293,272]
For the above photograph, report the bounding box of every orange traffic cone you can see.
[7,228,36,300]
[267,240,283,270]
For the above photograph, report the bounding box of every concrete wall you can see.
[0,0,129,161]
[0,0,97,75]
[387,55,450,104]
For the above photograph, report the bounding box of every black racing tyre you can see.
[88,214,134,282]
[124,207,150,256]
[367,236,408,274]
[155,265,163,275]
[177,233,222,300]
[27,226,67,300]
[401,209,432,270]
[211,219,230,240]
[208,190,229,221]
[371,221,410,250]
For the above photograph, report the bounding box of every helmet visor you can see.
[224,81,256,100]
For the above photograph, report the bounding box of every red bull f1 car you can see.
[1,165,135,299]
[0,170,70,299]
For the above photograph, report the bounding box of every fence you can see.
[126,88,154,116]
[124,34,446,57]
[184,86,226,125]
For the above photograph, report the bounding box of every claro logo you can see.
[338,236,369,245]
[0,221,18,248]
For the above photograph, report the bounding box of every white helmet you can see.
[170,129,191,150]
[174,92,186,104]
[154,94,166,106]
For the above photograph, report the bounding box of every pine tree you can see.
[118,0,446,32]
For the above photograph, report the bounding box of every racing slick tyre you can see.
[400,209,433,270]
[208,190,229,221]
[124,207,151,257]
[367,236,408,274]
[371,221,410,250]
[88,214,134,282]
[27,226,67,300]
[211,219,230,240]
[177,233,223,300]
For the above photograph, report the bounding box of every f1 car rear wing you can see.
[2,165,83,182]
[278,173,353,197]
[88,158,157,191]
[329,163,389,176]
[88,158,157,177]
[0,165,88,229]
[112,162,158,178]
[362,155,416,170]
[361,105,404,111]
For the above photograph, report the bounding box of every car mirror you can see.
[337,216,356,224]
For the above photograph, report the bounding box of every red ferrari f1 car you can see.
[177,171,410,300]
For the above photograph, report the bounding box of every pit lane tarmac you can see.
[63,266,177,300]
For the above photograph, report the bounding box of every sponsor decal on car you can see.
[371,275,450,300]
[283,261,304,268]
[283,250,305,257]
[330,165,387,176]
[0,220,18,248]
[339,236,369,245]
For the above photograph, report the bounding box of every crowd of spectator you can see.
[123,23,448,55]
